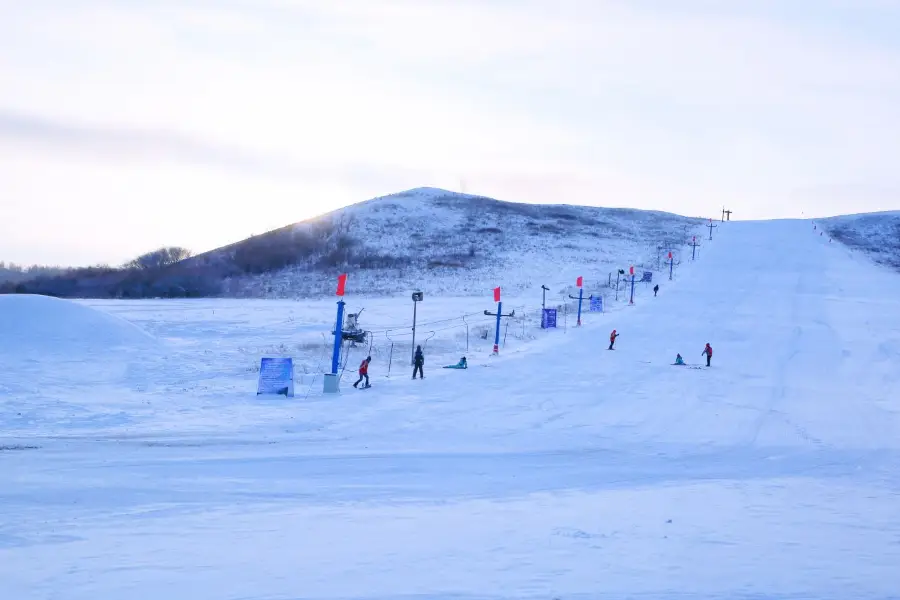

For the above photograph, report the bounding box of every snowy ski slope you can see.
[2,219,900,599]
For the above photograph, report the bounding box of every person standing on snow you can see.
[653,284,659,297]
[609,329,619,350]
[353,356,371,388]
[701,343,713,367]
[412,345,425,379]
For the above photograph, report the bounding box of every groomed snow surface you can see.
[3,219,900,599]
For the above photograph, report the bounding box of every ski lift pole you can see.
[540,284,550,329]
[410,291,423,365]
[330,308,344,372]
[387,342,394,377]
[569,276,586,326]
[689,236,700,260]
[485,287,514,354]
[385,330,400,378]
[628,266,636,305]
[568,290,594,326]
[462,314,469,352]
[331,276,347,374]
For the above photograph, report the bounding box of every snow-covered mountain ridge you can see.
[212,187,707,298]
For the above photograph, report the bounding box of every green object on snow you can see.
[443,357,468,369]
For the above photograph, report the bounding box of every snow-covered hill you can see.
[215,187,706,298]
[3,218,900,598]
[820,211,900,270]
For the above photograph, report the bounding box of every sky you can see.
[1,0,899,266]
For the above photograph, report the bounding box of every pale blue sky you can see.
[1,0,898,266]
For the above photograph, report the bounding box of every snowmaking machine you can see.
[341,308,368,346]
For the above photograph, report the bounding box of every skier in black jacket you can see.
[413,345,425,379]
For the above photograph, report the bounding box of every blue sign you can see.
[257,357,294,397]
[541,308,558,329]
[589,296,603,312]
[641,271,653,283]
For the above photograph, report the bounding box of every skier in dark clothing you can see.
[653,284,659,297]
[609,329,619,350]
[702,343,713,367]
[413,345,424,379]
[353,356,371,388]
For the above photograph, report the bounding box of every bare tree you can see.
[126,247,193,270]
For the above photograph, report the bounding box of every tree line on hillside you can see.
[0,214,407,298]
[0,246,215,298]
[0,262,68,284]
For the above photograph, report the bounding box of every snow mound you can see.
[0,294,158,359]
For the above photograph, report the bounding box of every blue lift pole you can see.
[331,300,345,374]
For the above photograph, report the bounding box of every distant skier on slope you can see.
[609,329,619,350]
[674,353,685,365]
[413,345,425,379]
[653,284,659,297]
[702,343,713,367]
[353,356,371,388]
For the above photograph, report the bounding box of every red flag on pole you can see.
[576,276,583,288]
[336,273,347,296]
[493,286,501,302]
[668,251,673,259]
[629,266,634,275]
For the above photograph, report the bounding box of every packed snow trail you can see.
[2,220,900,599]
[293,219,900,456]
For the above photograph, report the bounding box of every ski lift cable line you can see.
[368,309,522,336]
[364,308,519,335]
[329,300,536,340]
[359,316,464,334]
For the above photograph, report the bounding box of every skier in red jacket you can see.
[609,329,619,350]
[702,343,713,367]
[353,356,371,388]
